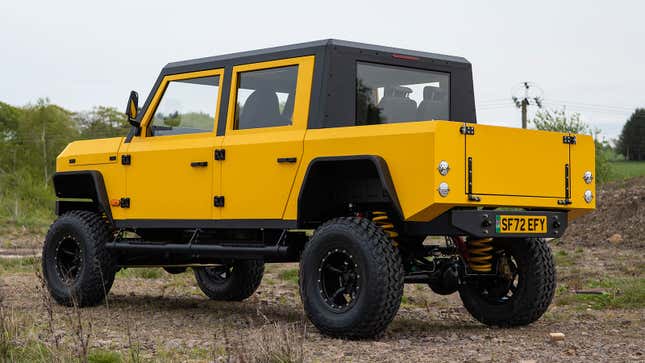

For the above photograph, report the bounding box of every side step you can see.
[106,240,293,266]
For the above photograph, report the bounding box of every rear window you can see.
[356,62,450,125]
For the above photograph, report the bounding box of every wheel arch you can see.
[53,171,113,223]
[297,155,402,227]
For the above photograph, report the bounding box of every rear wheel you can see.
[458,237,555,326]
[42,211,116,307]
[194,260,264,301]
[299,217,404,339]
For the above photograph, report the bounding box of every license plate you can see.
[496,215,548,234]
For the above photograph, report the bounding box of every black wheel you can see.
[299,217,404,339]
[42,211,116,307]
[193,260,264,301]
[458,238,556,326]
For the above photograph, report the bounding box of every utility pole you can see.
[512,82,543,129]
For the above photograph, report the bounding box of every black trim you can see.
[113,219,297,230]
[107,241,289,262]
[53,171,113,222]
[128,39,474,143]
[297,155,402,227]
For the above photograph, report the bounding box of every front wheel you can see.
[42,211,116,307]
[299,217,404,339]
[458,237,556,327]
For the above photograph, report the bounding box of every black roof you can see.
[164,39,469,74]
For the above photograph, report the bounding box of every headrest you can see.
[423,86,447,101]
[384,86,413,98]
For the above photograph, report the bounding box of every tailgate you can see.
[464,125,569,199]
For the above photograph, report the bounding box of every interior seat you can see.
[416,86,449,121]
[377,86,417,123]
[238,88,288,129]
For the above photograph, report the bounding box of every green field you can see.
[609,161,645,181]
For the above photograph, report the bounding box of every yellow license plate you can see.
[496,215,547,234]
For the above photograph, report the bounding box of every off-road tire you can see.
[458,237,556,326]
[42,211,116,307]
[299,217,404,339]
[194,260,264,301]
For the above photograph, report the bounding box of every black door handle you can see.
[190,161,208,167]
[277,157,297,163]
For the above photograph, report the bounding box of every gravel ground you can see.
[0,178,643,362]
[1,244,643,362]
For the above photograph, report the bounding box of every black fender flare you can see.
[53,171,113,223]
[297,155,402,226]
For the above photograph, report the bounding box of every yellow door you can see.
[221,56,314,220]
[465,124,570,198]
[123,69,225,220]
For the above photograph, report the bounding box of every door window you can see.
[148,75,220,136]
[233,66,298,130]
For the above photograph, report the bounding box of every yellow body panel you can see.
[284,121,595,222]
[123,133,222,219]
[55,58,595,225]
[56,137,127,220]
[465,125,569,198]
[221,56,314,219]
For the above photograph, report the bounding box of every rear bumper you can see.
[452,210,567,238]
[403,209,568,238]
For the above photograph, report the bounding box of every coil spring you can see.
[372,211,399,243]
[466,237,494,273]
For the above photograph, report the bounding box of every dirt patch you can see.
[0,247,643,362]
[561,176,645,248]
[0,224,44,250]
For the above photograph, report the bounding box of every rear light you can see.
[584,190,593,203]
[392,53,420,61]
[437,160,450,176]
[438,182,450,197]
[583,171,593,184]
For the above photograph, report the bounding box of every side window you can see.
[234,65,298,130]
[149,75,220,136]
[356,62,450,125]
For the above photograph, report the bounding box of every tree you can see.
[531,108,591,134]
[531,107,612,183]
[75,106,129,140]
[617,108,645,161]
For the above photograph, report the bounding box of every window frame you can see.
[139,69,225,139]
[226,56,315,135]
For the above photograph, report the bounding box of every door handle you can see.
[277,157,297,163]
[190,161,208,167]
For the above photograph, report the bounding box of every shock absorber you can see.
[372,211,399,242]
[466,237,494,273]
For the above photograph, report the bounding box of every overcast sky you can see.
[1,0,642,140]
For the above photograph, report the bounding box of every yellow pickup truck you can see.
[44,40,595,338]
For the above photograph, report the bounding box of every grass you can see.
[556,277,645,310]
[278,268,299,284]
[554,249,574,267]
[117,267,164,279]
[608,161,645,181]
[0,256,37,275]
[88,349,123,363]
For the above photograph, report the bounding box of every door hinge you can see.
[213,196,225,207]
[214,149,226,160]
[460,125,475,135]
[121,154,131,165]
[466,156,481,201]
[558,163,572,205]
[120,197,130,208]
[563,135,576,144]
